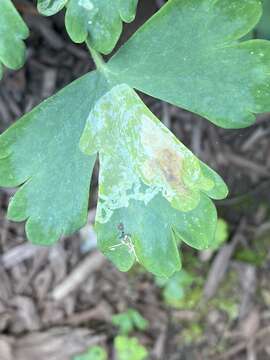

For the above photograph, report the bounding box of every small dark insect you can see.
[112,223,135,257]
[117,222,124,231]
[117,222,125,239]
[117,222,132,242]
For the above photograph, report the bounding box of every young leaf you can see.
[112,309,148,335]
[114,336,148,360]
[0,71,109,245]
[73,346,107,360]
[38,0,138,54]
[155,269,195,307]
[80,84,227,277]
[107,0,270,128]
[65,0,122,54]
[0,0,29,78]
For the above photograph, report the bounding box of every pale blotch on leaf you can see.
[78,0,94,11]
[80,84,220,224]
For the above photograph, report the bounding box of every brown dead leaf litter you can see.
[0,1,270,359]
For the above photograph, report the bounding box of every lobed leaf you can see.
[37,0,138,54]
[80,84,227,277]
[0,0,29,79]
[0,71,109,245]
[108,0,270,128]
[117,0,139,23]
[37,0,67,16]
[114,336,148,360]
[4,0,267,277]
[96,193,218,277]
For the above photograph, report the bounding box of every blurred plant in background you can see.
[73,346,107,360]
[114,336,148,360]
[112,308,149,335]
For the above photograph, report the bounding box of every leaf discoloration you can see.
[81,84,227,217]
[80,84,228,276]
[141,132,187,196]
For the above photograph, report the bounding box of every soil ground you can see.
[0,1,270,359]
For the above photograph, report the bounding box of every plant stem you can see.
[86,41,106,72]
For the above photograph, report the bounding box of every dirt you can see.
[0,1,270,359]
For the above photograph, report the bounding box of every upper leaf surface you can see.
[0,0,29,78]
[81,84,227,214]
[117,0,138,23]
[80,84,227,276]
[37,0,67,16]
[0,71,109,245]
[108,0,270,128]
[38,0,138,54]
[96,192,218,277]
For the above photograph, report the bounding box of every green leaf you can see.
[73,346,107,360]
[156,269,203,310]
[155,270,195,307]
[96,193,218,277]
[38,0,138,54]
[117,0,138,23]
[114,336,148,360]
[214,218,229,248]
[0,71,109,245]
[0,0,29,78]
[181,323,203,344]
[112,309,149,335]
[80,84,228,213]
[80,84,227,277]
[108,0,270,128]
[37,0,67,16]
[65,0,122,54]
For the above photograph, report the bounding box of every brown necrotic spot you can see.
[156,148,182,184]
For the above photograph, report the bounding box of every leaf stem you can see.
[86,41,106,72]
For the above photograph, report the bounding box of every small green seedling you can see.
[114,336,148,360]
[0,0,270,277]
[213,218,229,249]
[181,323,204,345]
[156,270,194,307]
[112,308,149,335]
[73,346,107,360]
